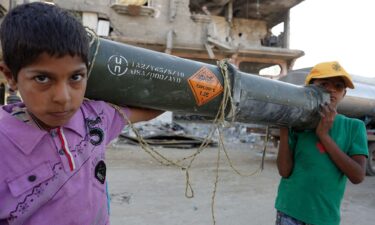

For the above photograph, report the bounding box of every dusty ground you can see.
[106,142,375,225]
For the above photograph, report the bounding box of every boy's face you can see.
[312,77,346,107]
[3,53,87,129]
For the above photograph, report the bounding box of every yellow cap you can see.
[305,61,354,89]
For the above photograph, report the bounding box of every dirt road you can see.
[107,142,375,225]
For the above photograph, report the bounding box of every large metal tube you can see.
[86,36,227,117]
[280,68,375,125]
[86,37,329,128]
[232,69,327,128]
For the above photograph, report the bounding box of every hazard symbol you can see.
[188,67,223,106]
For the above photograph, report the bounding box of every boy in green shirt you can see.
[275,61,368,225]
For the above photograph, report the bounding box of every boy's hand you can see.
[316,103,336,137]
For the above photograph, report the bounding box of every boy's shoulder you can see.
[80,99,118,117]
[0,103,25,125]
[79,99,126,129]
[334,114,366,134]
[81,99,106,113]
[336,114,365,125]
[77,99,127,145]
[0,104,44,152]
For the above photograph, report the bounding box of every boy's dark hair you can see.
[0,2,89,80]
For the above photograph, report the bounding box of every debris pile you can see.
[116,119,269,148]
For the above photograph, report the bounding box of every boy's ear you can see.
[0,62,17,90]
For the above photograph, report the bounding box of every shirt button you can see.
[59,149,65,155]
[28,175,37,182]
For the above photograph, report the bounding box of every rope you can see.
[84,29,188,169]
[108,103,187,168]
[108,59,270,225]
[215,60,269,177]
[207,59,271,225]
[84,28,274,225]
[86,27,101,79]
[182,59,235,201]
[85,26,271,224]
[106,59,238,201]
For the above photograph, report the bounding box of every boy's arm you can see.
[318,135,366,184]
[127,107,164,123]
[317,104,366,184]
[277,127,294,178]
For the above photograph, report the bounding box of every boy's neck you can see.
[27,111,53,131]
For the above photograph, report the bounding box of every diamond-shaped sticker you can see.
[188,67,223,106]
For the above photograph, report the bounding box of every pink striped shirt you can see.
[0,100,128,225]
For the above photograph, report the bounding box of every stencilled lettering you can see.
[107,55,184,84]
[125,60,184,83]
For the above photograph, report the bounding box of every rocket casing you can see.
[86,37,226,117]
[86,37,329,129]
[281,68,375,125]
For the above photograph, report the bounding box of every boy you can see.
[0,2,162,225]
[275,61,368,225]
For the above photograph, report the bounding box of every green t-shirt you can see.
[275,114,368,225]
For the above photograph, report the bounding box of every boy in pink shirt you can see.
[0,2,161,224]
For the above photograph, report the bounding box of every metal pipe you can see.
[232,69,327,128]
[280,68,375,125]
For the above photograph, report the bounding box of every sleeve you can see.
[348,120,369,157]
[104,103,131,144]
[84,100,130,145]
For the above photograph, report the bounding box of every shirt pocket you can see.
[6,161,54,197]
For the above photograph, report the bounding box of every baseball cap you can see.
[305,61,354,89]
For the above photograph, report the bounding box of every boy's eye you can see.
[316,81,345,91]
[334,82,345,91]
[34,75,50,83]
[71,74,85,82]
[317,82,329,88]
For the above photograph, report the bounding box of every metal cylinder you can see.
[86,37,227,117]
[86,37,329,128]
[232,69,328,129]
[280,68,375,125]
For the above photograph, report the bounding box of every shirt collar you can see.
[63,107,86,138]
[0,103,86,155]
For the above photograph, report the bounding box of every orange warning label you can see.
[188,67,223,106]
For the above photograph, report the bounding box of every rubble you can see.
[115,118,271,149]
